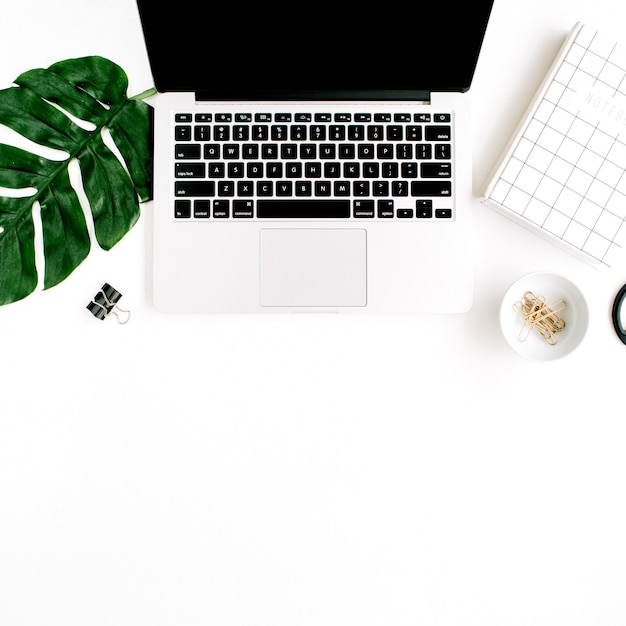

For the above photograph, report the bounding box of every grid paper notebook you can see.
[482,22,626,268]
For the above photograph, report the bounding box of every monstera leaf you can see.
[0,56,154,306]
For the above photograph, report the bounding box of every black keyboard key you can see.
[339,144,355,159]
[262,144,279,159]
[382,163,398,178]
[411,181,452,196]
[175,144,201,159]
[348,125,364,141]
[295,181,312,196]
[243,144,258,159]
[310,125,326,140]
[257,181,273,196]
[377,144,393,159]
[315,181,332,196]
[291,125,307,140]
[175,181,215,197]
[175,200,191,218]
[194,200,211,218]
[386,125,403,140]
[213,200,230,218]
[252,125,269,140]
[237,181,254,196]
[174,125,191,141]
[425,125,451,141]
[416,200,433,218]
[228,162,245,178]
[204,144,220,159]
[233,200,254,218]
[194,125,210,141]
[300,144,316,159]
[334,181,350,196]
[353,200,375,217]
[415,144,431,159]
[367,125,384,140]
[247,162,263,177]
[373,181,389,195]
[286,163,302,177]
[377,200,394,218]
[276,181,293,196]
[320,144,336,159]
[233,126,250,140]
[329,125,346,140]
[396,144,412,159]
[214,125,230,140]
[223,145,239,159]
[435,144,451,159]
[266,163,283,177]
[218,181,234,196]
[208,163,225,178]
[392,181,409,196]
[271,125,288,140]
[401,163,417,178]
[281,144,298,159]
[324,162,341,177]
[305,163,322,178]
[421,162,452,178]
[257,200,350,218]
[358,144,375,159]
[406,126,422,140]
[353,181,369,196]
[343,163,360,178]
[175,162,205,178]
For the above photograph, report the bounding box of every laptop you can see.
[135,1,494,313]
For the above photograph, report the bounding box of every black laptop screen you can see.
[136,1,494,100]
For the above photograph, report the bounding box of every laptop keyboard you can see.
[172,110,454,220]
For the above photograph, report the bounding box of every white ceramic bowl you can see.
[499,272,589,361]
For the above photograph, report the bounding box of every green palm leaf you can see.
[0,55,153,306]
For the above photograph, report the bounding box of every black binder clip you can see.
[86,283,131,324]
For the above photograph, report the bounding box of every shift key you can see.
[411,181,451,196]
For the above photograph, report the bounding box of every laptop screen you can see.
[136,1,494,100]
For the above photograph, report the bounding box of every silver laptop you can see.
[136,1,494,313]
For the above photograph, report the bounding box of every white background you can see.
[1,1,625,625]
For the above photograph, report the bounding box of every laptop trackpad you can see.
[259,228,367,307]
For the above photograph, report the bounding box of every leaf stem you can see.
[131,87,157,101]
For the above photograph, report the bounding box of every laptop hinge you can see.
[194,90,432,103]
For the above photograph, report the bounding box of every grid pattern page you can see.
[484,23,626,267]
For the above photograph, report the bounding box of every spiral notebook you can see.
[482,22,626,268]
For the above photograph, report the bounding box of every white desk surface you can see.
[1,1,625,625]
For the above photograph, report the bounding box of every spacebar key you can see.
[257,200,350,218]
